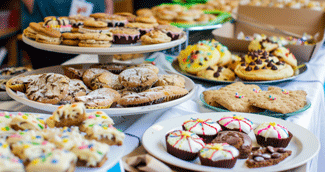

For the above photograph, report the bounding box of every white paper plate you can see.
[142,112,320,172]
[3,112,125,172]
[6,63,196,116]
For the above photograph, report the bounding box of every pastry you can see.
[182,118,222,143]
[78,33,112,47]
[61,32,81,46]
[89,63,129,74]
[248,38,279,52]
[78,20,111,34]
[44,127,85,150]
[46,102,87,128]
[61,79,89,104]
[9,112,45,131]
[197,66,236,81]
[23,22,41,40]
[144,86,188,102]
[154,74,185,88]
[90,72,123,90]
[7,74,41,92]
[75,88,121,109]
[199,143,239,168]
[84,124,125,146]
[129,62,159,74]
[62,66,84,80]
[126,22,154,36]
[25,73,70,104]
[118,67,158,92]
[0,66,32,76]
[140,30,171,45]
[79,111,114,133]
[254,122,293,148]
[155,25,184,41]
[218,114,254,134]
[177,40,220,75]
[212,131,252,159]
[82,68,109,88]
[35,26,62,45]
[43,16,72,33]
[118,92,165,107]
[273,47,298,68]
[111,28,140,44]
[165,130,205,160]
[0,153,24,172]
[0,112,16,135]
[6,130,44,146]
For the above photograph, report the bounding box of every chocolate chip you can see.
[195,50,200,54]
[254,66,259,70]
[249,62,255,66]
[261,56,267,59]
[270,59,274,63]
[276,61,282,65]
[262,66,267,69]
[241,63,246,66]
[190,59,194,63]
[271,153,281,158]
[277,148,286,153]
[267,146,275,153]
[217,67,223,72]
[255,59,262,64]
[254,156,265,162]
[258,49,262,53]
[204,57,208,61]
[199,62,203,66]
[271,65,278,70]
[245,66,252,71]
[263,51,268,56]
[264,59,269,62]
[252,147,260,151]
[240,57,245,62]
[206,66,214,70]
[262,154,271,159]
[213,72,220,78]
[253,152,262,157]
[267,62,273,67]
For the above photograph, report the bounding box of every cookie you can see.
[154,74,185,88]
[7,74,42,92]
[83,20,107,28]
[135,16,158,24]
[84,124,125,146]
[90,72,123,90]
[212,40,232,66]
[82,68,109,88]
[44,127,85,150]
[136,8,153,17]
[113,54,144,61]
[0,66,33,76]
[128,62,159,74]
[0,112,16,135]
[79,111,114,133]
[140,30,171,45]
[61,79,89,104]
[155,25,184,41]
[273,47,297,68]
[43,16,72,33]
[118,68,158,92]
[23,22,41,39]
[61,32,81,46]
[97,14,128,27]
[0,153,24,172]
[46,102,86,128]
[62,66,85,80]
[6,130,44,146]
[208,82,264,113]
[89,63,129,74]
[35,26,62,45]
[248,87,307,114]
[144,86,188,102]
[197,66,236,81]
[75,88,121,109]
[118,92,165,107]
[111,28,140,44]
[248,38,279,52]
[78,33,112,47]
[114,12,136,22]
[25,73,70,104]
[0,138,12,155]
[126,22,154,36]
[202,90,221,107]
[9,112,45,131]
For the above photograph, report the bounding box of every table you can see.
[1,45,325,171]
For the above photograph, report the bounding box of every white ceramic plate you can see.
[142,112,320,172]
[6,63,196,116]
[5,112,125,172]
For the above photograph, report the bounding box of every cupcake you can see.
[143,86,188,102]
[254,122,293,148]
[154,74,185,88]
[166,130,205,160]
[111,28,140,44]
[43,16,72,33]
[217,114,253,134]
[126,22,154,36]
[182,118,222,143]
[199,143,239,168]
[212,131,252,159]
[118,68,158,92]
[155,25,184,41]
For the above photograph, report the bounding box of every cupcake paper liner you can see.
[113,35,139,44]
[165,93,188,102]
[165,134,199,161]
[255,131,293,148]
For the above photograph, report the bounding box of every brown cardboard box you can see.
[212,5,325,62]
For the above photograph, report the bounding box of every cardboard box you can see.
[212,5,325,62]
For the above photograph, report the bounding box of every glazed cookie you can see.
[26,149,77,172]
[0,153,24,172]
[9,112,45,131]
[140,30,171,45]
[111,28,140,44]
[155,25,184,41]
[126,22,154,36]
[117,92,165,107]
[84,124,125,146]
[118,68,158,92]
[62,66,85,80]
[273,47,297,68]
[197,66,236,81]
[82,68,110,88]
[144,86,188,102]
[177,40,220,75]
[0,112,16,135]
[46,102,86,128]
[70,139,109,167]
[25,73,70,104]
[248,38,279,52]
[75,88,121,109]
[79,111,114,133]
[78,33,112,47]
[35,26,62,45]
[61,79,89,104]
[90,72,123,90]
[23,22,41,40]
[154,74,185,88]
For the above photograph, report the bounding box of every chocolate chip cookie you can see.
[118,68,158,92]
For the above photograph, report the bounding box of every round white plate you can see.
[22,35,187,55]
[142,112,320,172]
[6,112,125,172]
[6,63,196,116]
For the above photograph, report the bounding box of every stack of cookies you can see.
[203,82,307,114]
[7,62,189,109]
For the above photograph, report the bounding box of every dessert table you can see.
[1,46,325,171]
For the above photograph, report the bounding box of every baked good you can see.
[25,73,70,104]
[82,68,109,88]
[79,20,111,34]
[46,102,87,128]
[75,88,121,109]
[218,114,254,134]
[111,28,140,44]
[43,16,72,32]
[0,112,16,135]
[23,22,41,39]
[246,146,292,168]
[61,32,81,46]
[62,66,84,80]
[228,54,244,71]
[196,66,236,81]
[195,14,216,24]
[144,86,188,102]
[135,16,158,25]
[176,10,203,21]
[68,15,95,32]
[117,92,165,107]
[0,153,24,172]
[199,143,239,168]
[212,40,232,66]
[61,79,89,104]
[7,74,41,92]
[206,82,264,113]
[6,130,44,146]
[273,47,298,68]
[154,9,177,21]
[89,63,129,74]
[202,90,221,107]
[136,8,153,17]
[90,72,123,90]
[155,25,184,41]
[84,124,125,146]
[212,131,252,159]
[113,54,144,61]
[78,33,112,47]
[35,26,62,45]
[248,86,307,114]
[182,118,222,143]
[248,38,279,52]
[0,66,32,76]
[79,111,114,133]
[9,112,45,131]
[177,40,220,75]
[154,74,185,88]
[165,130,205,160]
[70,139,109,167]
[129,62,159,74]
[26,149,77,172]
[126,22,154,36]
[114,12,136,22]
[140,30,171,45]
[0,79,8,91]
[0,138,11,155]
[96,14,128,27]
[119,67,158,92]
[44,127,85,150]
[254,122,293,148]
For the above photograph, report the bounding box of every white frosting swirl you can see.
[200,143,239,161]
[166,130,205,153]
[254,122,289,139]
[183,118,221,135]
[218,115,253,134]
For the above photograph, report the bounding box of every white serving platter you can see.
[142,112,320,172]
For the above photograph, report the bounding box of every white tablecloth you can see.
[1,46,325,172]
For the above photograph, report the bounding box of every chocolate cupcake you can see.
[254,122,293,148]
[156,25,184,41]
[199,143,239,168]
[166,130,205,160]
[111,28,140,44]
[217,114,254,134]
[212,131,252,159]
[182,118,221,143]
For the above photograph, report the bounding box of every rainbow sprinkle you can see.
[281,89,289,95]
[269,95,276,100]
[235,92,244,98]
[253,88,261,93]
